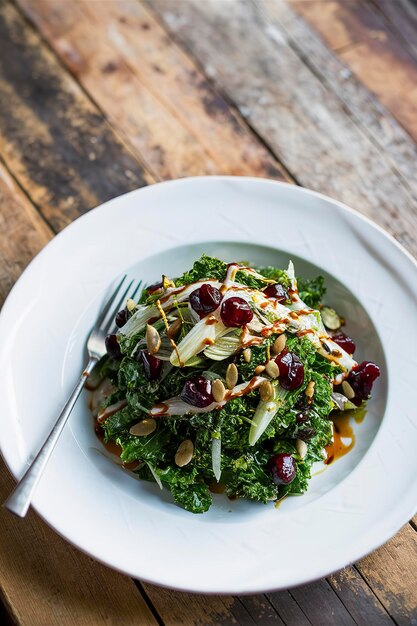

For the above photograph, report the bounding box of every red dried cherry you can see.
[105,334,121,359]
[140,350,162,381]
[347,361,380,406]
[332,330,356,354]
[268,453,297,485]
[220,297,253,327]
[275,350,305,390]
[189,284,223,318]
[115,308,129,328]
[180,376,213,407]
[263,283,288,302]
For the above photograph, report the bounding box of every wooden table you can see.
[0,0,416,623]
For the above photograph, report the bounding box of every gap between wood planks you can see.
[291,0,417,143]
[260,0,417,201]
[147,0,417,257]
[9,0,158,183]
[14,0,292,184]
[0,0,152,231]
[367,0,417,61]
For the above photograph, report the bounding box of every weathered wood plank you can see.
[0,164,51,306]
[292,0,417,141]
[257,0,417,203]
[0,0,150,232]
[371,0,417,59]
[143,567,397,626]
[266,591,311,626]
[0,167,157,626]
[289,579,355,626]
[328,567,394,625]
[141,584,242,625]
[142,584,300,626]
[17,0,288,182]
[149,0,417,258]
[356,523,417,625]
[237,596,284,625]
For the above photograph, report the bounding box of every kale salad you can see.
[89,255,380,514]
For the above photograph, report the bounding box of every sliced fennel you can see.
[146,462,163,490]
[203,331,241,361]
[183,354,207,367]
[249,383,288,445]
[170,311,229,366]
[119,280,222,337]
[285,260,297,291]
[119,304,159,337]
[211,436,222,482]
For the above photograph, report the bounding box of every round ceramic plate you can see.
[0,177,416,593]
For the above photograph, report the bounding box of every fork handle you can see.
[4,357,98,518]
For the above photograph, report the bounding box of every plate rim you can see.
[1,176,416,593]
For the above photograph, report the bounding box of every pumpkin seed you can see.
[129,418,157,437]
[162,275,175,290]
[243,348,252,363]
[226,363,238,389]
[175,439,194,467]
[265,360,280,379]
[305,380,315,399]
[126,298,136,312]
[321,307,341,330]
[260,380,274,402]
[272,334,286,355]
[296,438,308,459]
[254,365,265,375]
[342,380,355,400]
[146,323,161,354]
[167,317,182,339]
[212,379,226,403]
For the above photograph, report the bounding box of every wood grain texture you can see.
[371,0,417,59]
[142,583,290,626]
[292,0,417,142]
[17,0,288,182]
[0,0,150,232]
[267,591,311,626]
[149,0,417,257]
[356,523,417,625]
[142,567,400,626]
[328,567,394,625]
[0,163,51,306]
[288,579,355,626]
[258,0,417,202]
[142,584,242,625]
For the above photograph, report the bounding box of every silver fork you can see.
[4,275,141,518]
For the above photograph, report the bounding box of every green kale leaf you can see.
[297,275,326,308]
[118,427,172,465]
[101,406,138,442]
[224,450,276,504]
[255,266,291,288]
[175,254,227,285]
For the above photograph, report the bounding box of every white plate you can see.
[1,177,416,593]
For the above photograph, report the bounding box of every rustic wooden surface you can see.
[0,0,416,623]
